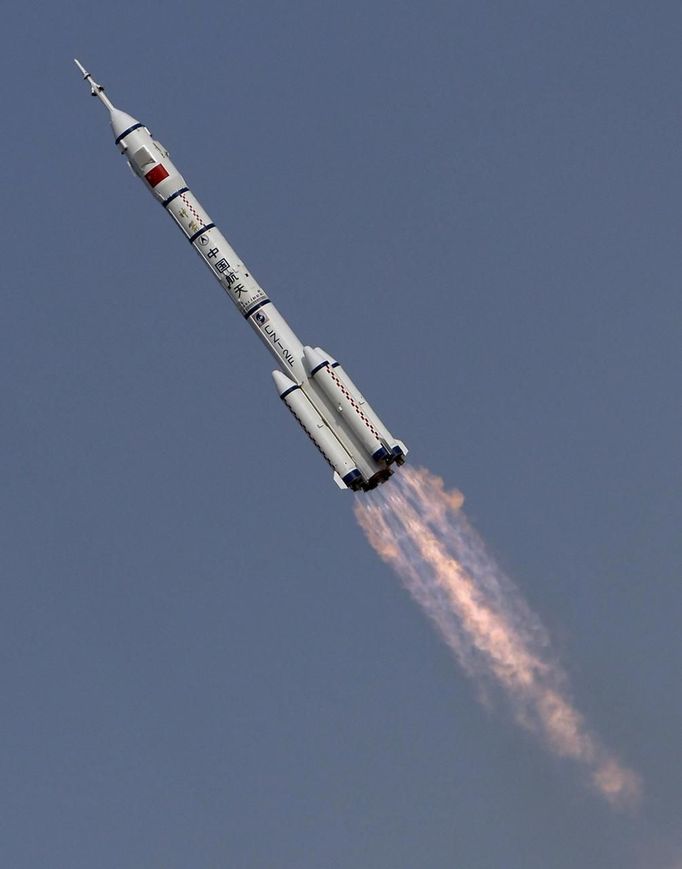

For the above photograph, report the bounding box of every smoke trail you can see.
[354,466,641,809]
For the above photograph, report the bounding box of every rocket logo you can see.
[145,164,170,187]
[254,310,269,326]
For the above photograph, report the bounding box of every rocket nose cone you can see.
[109,108,142,142]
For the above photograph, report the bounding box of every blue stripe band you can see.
[342,469,363,485]
[188,223,215,244]
[331,361,340,368]
[162,187,189,208]
[279,384,300,400]
[310,360,329,377]
[244,299,271,319]
[114,123,144,145]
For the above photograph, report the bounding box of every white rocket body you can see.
[76,61,407,491]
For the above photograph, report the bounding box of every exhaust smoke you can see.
[354,466,641,809]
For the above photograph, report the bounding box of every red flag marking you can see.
[145,164,169,187]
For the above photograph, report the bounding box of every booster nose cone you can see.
[272,370,299,397]
[315,347,338,365]
[302,346,328,377]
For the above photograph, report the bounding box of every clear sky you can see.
[2,2,681,867]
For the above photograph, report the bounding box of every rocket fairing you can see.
[75,61,407,491]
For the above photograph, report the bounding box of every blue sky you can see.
[2,2,681,866]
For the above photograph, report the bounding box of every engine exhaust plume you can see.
[354,466,641,809]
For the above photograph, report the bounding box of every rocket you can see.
[75,61,407,491]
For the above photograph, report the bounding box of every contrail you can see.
[354,466,641,809]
